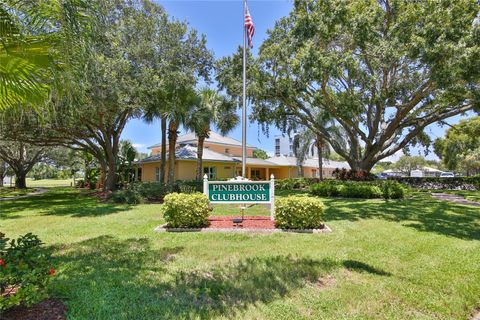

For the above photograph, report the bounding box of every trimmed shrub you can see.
[381,180,409,199]
[137,182,168,201]
[162,193,210,228]
[275,178,320,190]
[336,183,380,198]
[111,185,144,205]
[310,180,408,199]
[0,233,55,311]
[275,196,325,229]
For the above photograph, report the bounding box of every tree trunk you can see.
[297,165,303,177]
[105,160,117,191]
[349,159,376,173]
[316,137,324,181]
[196,135,206,180]
[15,171,27,189]
[98,164,106,190]
[160,116,167,184]
[104,135,120,192]
[0,164,6,187]
[167,120,178,186]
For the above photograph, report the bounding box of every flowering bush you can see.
[275,196,325,229]
[332,168,375,181]
[162,193,210,228]
[0,232,55,311]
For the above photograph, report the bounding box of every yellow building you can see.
[137,132,350,181]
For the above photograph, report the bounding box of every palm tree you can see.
[142,87,171,184]
[0,3,52,109]
[165,86,198,186]
[185,88,239,180]
[292,113,345,180]
[0,1,84,110]
[293,130,333,180]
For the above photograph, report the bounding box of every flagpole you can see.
[242,0,247,179]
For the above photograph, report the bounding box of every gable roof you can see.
[148,131,256,149]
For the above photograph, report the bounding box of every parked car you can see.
[440,172,455,178]
[375,173,388,180]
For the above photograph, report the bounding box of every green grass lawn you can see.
[4,178,75,188]
[1,188,480,319]
[0,187,36,198]
[25,178,75,188]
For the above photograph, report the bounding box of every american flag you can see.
[244,3,254,48]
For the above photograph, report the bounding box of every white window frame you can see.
[203,166,216,179]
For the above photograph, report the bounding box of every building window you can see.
[155,167,160,181]
[225,148,230,154]
[275,138,280,146]
[203,166,216,179]
[137,168,142,182]
[275,146,280,156]
[312,169,317,177]
[251,169,261,179]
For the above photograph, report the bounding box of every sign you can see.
[208,182,270,203]
[203,174,276,220]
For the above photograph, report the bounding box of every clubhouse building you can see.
[137,132,350,181]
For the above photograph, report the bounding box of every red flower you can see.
[0,259,5,267]
[48,268,56,276]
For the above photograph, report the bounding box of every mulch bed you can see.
[155,216,331,234]
[208,216,275,229]
[1,299,66,320]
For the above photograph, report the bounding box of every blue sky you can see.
[120,0,463,160]
[123,0,292,155]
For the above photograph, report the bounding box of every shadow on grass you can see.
[322,194,480,241]
[0,188,130,219]
[53,235,389,319]
[342,260,391,276]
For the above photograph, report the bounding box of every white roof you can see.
[232,157,279,166]
[141,145,238,163]
[267,156,350,169]
[148,131,255,149]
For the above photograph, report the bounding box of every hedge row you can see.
[310,180,409,199]
[275,178,321,190]
[111,180,203,204]
[391,176,480,190]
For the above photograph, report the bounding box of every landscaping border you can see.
[154,224,332,234]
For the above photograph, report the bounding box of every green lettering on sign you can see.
[208,182,270,203]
